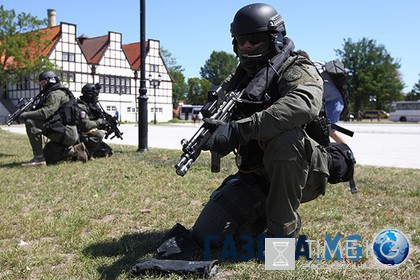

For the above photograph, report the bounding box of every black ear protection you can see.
[94,83,101,94]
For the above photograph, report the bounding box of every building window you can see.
[16,77,30,90]
[106,105,118,112]
[62,52,75,62]
[151,107,162,113]
[62,72,76,83]
[149,64,159,72]
[99,75,131,94]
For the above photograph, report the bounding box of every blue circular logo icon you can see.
[372,229,410,266]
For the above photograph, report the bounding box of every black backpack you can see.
[324,60,350,120]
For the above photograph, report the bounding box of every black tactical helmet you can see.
[81,83,101,103]
[38,70,60,91]
[230,4,286,75]
[38,70,59,84]
[230,3,286,37]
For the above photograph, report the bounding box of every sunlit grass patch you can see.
[0,127,418,279]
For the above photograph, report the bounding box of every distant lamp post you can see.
[369,95,377,121]
[149,74,162,124]
[369,95,377,109]
[119,92,122,122]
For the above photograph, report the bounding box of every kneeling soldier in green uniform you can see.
[191,3,329,246]
[20,70,88,166]
[77,83,113,160]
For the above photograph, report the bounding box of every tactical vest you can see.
[39,85,78,136]
[227,38,296,172]
[228,37,296,111]
[56,87,78,126]
[228,49,357,195]
[77,98,102,120]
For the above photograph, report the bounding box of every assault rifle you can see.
[7,93,42,125]
[175,80,243,176]
[97,102,124,140]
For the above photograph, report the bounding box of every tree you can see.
[199,51,238,85]
[335,38,404,113]
[405,74,420,101]
[186,77,211,105]
[0,5,52,97]
[160,47,188,106]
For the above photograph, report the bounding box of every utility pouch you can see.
[302,137,331,203]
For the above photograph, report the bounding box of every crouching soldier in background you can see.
[77,83,113,160]
[20,70,88,166]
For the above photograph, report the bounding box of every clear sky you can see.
[2,0,419,92]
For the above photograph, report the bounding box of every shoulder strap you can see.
[243,37,295,101]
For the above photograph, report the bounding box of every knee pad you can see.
[43,141,68,164]
[191,173,269,247]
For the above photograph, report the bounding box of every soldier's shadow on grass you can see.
[0,161,25,168]
[0,152,14,157]
[82,230,167,279]
[0,152,25,168]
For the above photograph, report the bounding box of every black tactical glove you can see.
[202,118,240,156]
[97,118,108,129]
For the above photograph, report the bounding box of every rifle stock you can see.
[331,123,354,137]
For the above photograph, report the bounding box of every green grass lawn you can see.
[0,128,418,279]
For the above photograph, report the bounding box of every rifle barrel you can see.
[6,97,36,125]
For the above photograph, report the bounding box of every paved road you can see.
[2,122,420,169]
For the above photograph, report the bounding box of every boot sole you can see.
[74,143,88,163]
[21,161,47,167]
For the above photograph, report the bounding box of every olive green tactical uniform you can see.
[77,101,106,157]
[192,55,329,244]
[237,56,325,233]
[22,88,78,162]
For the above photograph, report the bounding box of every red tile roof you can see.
[37,25,61,57]
[122,41,149,71]
[3,22,152,72]
[78,34,109,64]
[2,25,61,69]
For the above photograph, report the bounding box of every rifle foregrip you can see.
[211,152,221,173]
[349,178,358,194]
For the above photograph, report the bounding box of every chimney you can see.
[78,34,89,45]
[47,9,56,27]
